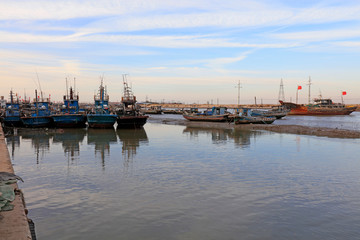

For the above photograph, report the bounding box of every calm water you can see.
[6,122,360,240]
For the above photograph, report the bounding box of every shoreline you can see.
[0,125,33,240]
[147,116,360,139]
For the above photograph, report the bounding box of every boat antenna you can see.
[307,76,312,104]
[24,88,27,102]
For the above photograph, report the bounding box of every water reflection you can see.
[87,128,118,169]
[19,130,53,164]
[52,129,86,162]
[183,126,267,147]
[116,128,149,167]
[5,134,20,158]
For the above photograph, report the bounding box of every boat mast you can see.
[35,89,39,116]
[66,77,69,99]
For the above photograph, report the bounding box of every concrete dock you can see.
[0,125,32,240]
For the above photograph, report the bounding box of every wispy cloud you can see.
[0,30,299,49]
[1,1,360,103]
[332,41,360,47]
[270,28,360,42]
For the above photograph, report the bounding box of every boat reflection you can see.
[17,129,54,164]
[5,134,20,158]
[53,129,86,161]
[116,128,148,164]
[183,126,266,148]
[87,128,117,169]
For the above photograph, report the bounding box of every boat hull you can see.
[288,106,357,115]
[234,116,276,125]
[21,116,53,128]
[183,114,228,122]
[280,101,357,115]
[52,114,87,128]
[116,115,149,129]
[251,110,288,119]
[87,114,117,128]
[3,116,24,128]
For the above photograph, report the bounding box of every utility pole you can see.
[307,76,312,104]
[236,80,242,108]
[278,78,285,102]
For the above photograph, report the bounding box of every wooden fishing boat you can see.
[183,107,229,122]
[87,79,117,128]
[231,108,276,124]
[162,108,183,114]
[280,99,356,115]
[143,105,162,114]
[251,106,289,119]
[279,79,356,115]
[116,75,149,129]
[51,82,86,128]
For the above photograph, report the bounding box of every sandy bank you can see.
[147,116,360,139]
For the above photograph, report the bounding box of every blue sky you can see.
[1,0,360,104]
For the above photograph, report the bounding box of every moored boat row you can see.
[2,77,148,129]
[182,106,282,125]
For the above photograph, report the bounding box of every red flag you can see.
[298,86,302,90]
[342,91,347,95]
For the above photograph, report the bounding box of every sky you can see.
[1,0,360,104]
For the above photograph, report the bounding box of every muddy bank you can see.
[147,116,360,139]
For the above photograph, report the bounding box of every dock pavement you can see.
[0,125,32,240]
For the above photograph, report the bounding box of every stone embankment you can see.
[0,125,32,240]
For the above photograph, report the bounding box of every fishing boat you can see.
[183,106,229,122]
[143,105,162,114]
[21,90,53,128]
[279,78,356,115]
[3,90,23,127]
[233,108,276,124]
[87,79,117,128]
[51,81,87,128]
[162,108,183,114]
[116,75,148,129]
[251,105,289,119]
[280,99,357,115]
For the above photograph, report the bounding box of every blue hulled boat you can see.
[183,106,229,122]
[3,90,23,127]
[52,84,87,128]
[87,80,117,128]
[21,90,53,128]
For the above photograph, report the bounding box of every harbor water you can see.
[5,117,360,239]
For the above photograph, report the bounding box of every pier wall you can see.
[0,125,32,240]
